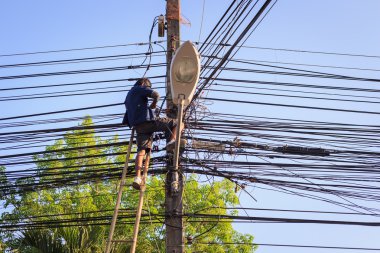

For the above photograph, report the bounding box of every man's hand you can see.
[150,100,157,109]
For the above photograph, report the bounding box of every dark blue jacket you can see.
[123,85,155,127]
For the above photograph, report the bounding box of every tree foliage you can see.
[0,117,256,252]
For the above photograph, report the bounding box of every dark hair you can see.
[135,78,152,88]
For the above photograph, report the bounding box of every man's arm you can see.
[149,90,160,109]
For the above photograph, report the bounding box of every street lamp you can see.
[170,40,200,106]
[169,40,200,191]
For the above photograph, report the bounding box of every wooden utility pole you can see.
[165,0,184,252]
[165,0,180,117]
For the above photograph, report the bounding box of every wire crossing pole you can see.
[166,0,184,252]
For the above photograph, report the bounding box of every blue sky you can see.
[1,0,380,252]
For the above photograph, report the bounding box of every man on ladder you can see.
[123,77,181,190]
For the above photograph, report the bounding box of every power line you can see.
[0,51,165,69]
[0,103,122,121]
[204,97,380,115]
[0,62,165,81]
[195,41,380,59]
[195,242,380,251]
[0,75,165,92]
[0,40,165,57]
[240,45,380,59]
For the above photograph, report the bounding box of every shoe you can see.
[166,139,187,151]
[132,177,142,190]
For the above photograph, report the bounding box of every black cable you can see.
[204,97,380,115]
[0,75,165,92]
[0,51,164,69]
[0,103,122,121]
[195,242,380,251]
[0,40,165,58]
[0,62,165,81]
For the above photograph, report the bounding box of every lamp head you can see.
[169,41,201,106]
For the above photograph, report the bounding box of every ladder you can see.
[105,128,151,253]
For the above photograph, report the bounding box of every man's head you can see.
[135,78,152,88]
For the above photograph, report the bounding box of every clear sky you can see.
[1,0,380,252]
